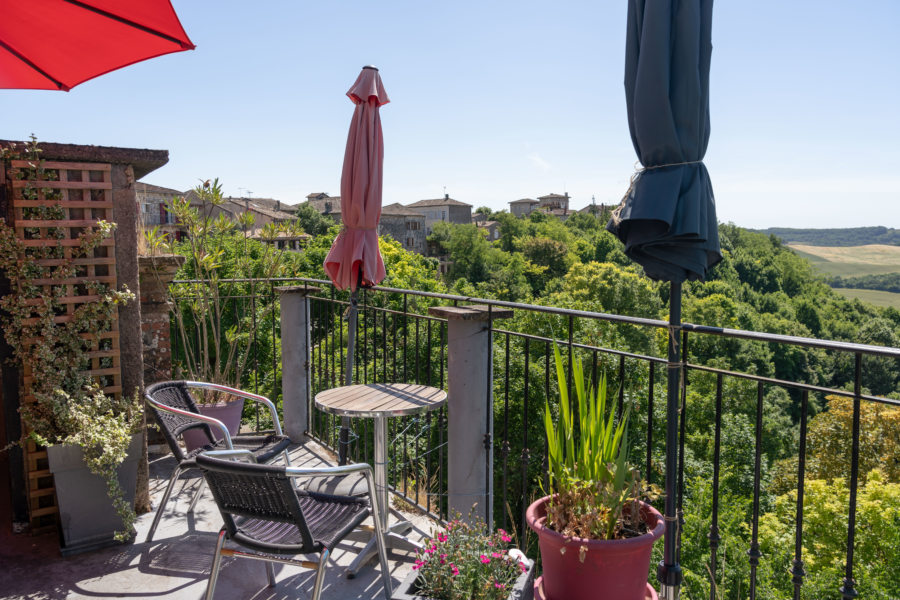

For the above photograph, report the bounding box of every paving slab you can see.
[0,441,434,600]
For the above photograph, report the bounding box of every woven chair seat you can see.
[232,491,370,553]
[185,434,292,464]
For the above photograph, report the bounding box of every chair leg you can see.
[282,449,291,466]
[188,478,207,513]
[145,464,185,543]
[265,562,276,587]
[205,530,227,600]
[373,518,393,600]
[311,548,330,600]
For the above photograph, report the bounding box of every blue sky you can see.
[2,1,898,229]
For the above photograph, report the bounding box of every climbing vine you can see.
[0,137,140,538]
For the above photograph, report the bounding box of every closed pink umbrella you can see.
[323,65,389,464]
[324,65,389,290]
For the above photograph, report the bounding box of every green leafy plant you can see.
[412,517,530,600]
[148,178,302,392]
[0,137,141,537]
[543,342,647,540]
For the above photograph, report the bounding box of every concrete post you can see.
[427,305,513,528]
[277,286,321,442]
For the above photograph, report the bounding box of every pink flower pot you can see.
[526,495,664,600]
[534,577,658,600]
[181,399,244,452]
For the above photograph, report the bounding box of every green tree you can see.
[295,202,335,236]
[758,470,900,599]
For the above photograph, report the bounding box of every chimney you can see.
[276,200,281,211]
[444,193,449,200]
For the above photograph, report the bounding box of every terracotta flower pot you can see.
[181,398,245,452]
[526,495,664,600]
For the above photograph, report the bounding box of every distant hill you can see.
[754,226,900,246]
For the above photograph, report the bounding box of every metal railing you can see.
[167,276,900,599]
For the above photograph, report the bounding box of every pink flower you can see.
[424,544,436,554]
[451,563,459,576]
[480,554,491,564]
[498,529,512,543]
[520,562,528,572]
[413,559,424,571]
[437,532,448,543]
[495,582,506,589]
[491,551,502,558]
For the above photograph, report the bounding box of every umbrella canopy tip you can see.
[362,65,379,71]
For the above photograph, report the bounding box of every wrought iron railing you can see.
[167,276,900,599]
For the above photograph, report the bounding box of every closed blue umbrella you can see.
[606,2,719,598]
[608,0,720,282]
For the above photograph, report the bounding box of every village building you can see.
[302,195,427,254]
[406,194,472,234]
[509,197,539,218]
[135,182,186,239]
[477,220,501,242]
[380,203,427,254]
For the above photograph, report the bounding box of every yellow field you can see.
[788,244,900,265]
[788,244,900,277]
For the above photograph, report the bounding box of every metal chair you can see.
[196,453,393,600]
[144,380,293,543]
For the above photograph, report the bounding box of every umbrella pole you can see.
[659,281,683,599]
[339,288,359,465]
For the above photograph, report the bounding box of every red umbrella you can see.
[323,65,389,464]
[323,65,390,291]
[1,0,194,91]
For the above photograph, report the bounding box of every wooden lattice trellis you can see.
[7,160,122,532]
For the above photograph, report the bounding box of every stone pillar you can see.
[427,305,513,528]
[138,255,184,386]
[111,164,149,512]
[278,286,320,442]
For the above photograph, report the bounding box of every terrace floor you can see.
[0,441,433,600]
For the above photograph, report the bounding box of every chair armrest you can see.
[284,463,374,479]
[145,396,234,449]
[201,449,257,462]
[183,381,284,436]
[287,463,387,531]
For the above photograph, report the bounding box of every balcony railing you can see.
[167,276,900,599]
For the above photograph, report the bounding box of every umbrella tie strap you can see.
[610,159,705,226]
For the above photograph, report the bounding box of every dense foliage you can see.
[829,272,900,293]
[425,209,900,598]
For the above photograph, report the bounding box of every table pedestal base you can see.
[345,520,421,578]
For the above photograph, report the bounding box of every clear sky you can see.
[2,1,898,229]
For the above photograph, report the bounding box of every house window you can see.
[406,237,415,248]
[406,221,420,230]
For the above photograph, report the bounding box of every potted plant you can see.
[393,517,535,600]
[526,344,664,600]
[0,140,142,553]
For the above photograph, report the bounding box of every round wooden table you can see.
[315,382,447,576]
